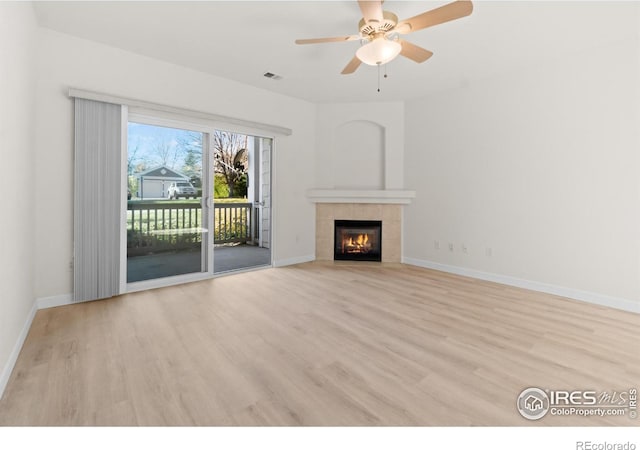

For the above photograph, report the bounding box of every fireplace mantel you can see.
[307,189,415,205]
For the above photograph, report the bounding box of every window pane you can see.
[126,122,206,283]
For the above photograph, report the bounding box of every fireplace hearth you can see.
[334,220,382,262]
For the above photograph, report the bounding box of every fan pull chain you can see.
[376,65,389,93]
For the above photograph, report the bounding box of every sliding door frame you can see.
[118,106,129,295]
[120,108,275,294]
[122,111,215,293]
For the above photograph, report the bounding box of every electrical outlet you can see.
[486,247,493,257]
[462,244,468,254]
[448,243,454,252]
[434,240,440,250]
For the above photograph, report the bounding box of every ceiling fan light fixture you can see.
[355,37,401,66]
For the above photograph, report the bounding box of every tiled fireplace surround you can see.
[310,111,413,263]
[315,203,402,263]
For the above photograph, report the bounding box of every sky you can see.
[127,122,201,174]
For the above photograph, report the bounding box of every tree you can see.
[127,140,141,175]
[213,131,248,198]
[214,174,229,198]
[127,141,143,196]
[179,132,203,187]
[183,150,202,187]
[152,138,183,170]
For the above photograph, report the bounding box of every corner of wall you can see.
[0,301,37,400]
[0,1,39,401]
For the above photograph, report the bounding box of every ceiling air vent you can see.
[263,72,283,80]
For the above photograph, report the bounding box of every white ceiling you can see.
[33,1,638,103]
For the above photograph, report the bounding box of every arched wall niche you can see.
[332,120,385,190]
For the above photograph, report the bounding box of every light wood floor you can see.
[0,262,638,426]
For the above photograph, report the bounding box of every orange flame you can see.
[342,233,371,254]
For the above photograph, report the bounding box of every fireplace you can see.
[334,220,382,262]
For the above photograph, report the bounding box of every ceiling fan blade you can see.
[295,35,360,45]
[399,39,433,63]
[341,56,362,75]
[358,0,384,24]
[396,0,473,34]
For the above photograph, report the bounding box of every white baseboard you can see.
[37,293,73,309]
[0,294,75,399]
[403,257,639,314]
[273,254,315,268]
[0,300,37,400]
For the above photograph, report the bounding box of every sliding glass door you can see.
[126,121,212,284]
[123,116,273,287]
[212,133,272,273]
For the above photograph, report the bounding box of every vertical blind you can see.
[73,98,122,302]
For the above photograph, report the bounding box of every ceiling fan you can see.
[295,0,473,74]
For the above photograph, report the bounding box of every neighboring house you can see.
[136,166,189,199]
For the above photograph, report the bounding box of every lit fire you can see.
[341,233,372,254]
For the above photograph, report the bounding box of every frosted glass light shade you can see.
[356,38,402,66]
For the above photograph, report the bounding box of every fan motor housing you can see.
[358,11,398,37]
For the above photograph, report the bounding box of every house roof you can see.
[137,166,188,179]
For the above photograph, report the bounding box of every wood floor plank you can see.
[0,262,638,426]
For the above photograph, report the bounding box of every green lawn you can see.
[128,197,249,205]
[214,198,249,204]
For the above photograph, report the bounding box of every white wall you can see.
[333,121,384,189]
[315,102,404,190]
[404,36,640,309]
[34,28,317,300]
[0,2,38,394]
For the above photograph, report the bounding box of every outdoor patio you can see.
[127,244,270,282]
